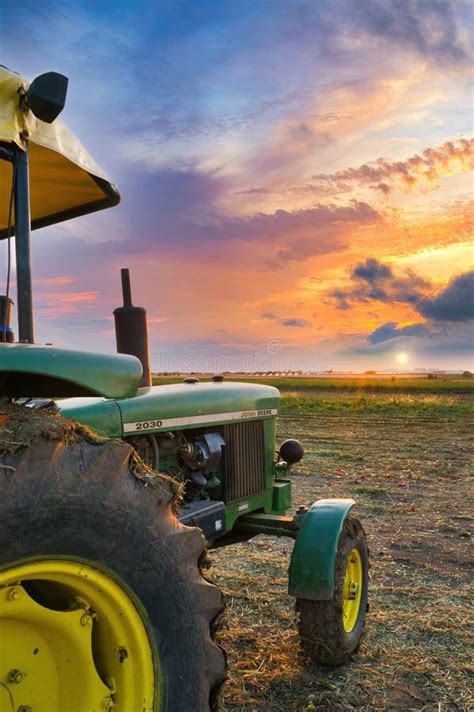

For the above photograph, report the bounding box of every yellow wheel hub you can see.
[342,548,363,633]
[0,560,156,711]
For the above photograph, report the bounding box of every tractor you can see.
[0,66,369,712]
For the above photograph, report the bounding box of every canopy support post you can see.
[14,142,35,344]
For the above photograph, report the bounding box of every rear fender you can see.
[0,343,141,399]
[288,498,355,600]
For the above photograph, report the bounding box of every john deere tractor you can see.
[0,66,369,712]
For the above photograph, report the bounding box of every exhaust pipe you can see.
[113,268,151,388]
[0,296,14,343]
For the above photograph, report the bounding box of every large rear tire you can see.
[0,405,226,711]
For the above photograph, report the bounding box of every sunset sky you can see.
[2,0,473,371]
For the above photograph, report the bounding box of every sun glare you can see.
[397,351,408,365]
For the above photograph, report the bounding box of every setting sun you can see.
[396,352,409,365]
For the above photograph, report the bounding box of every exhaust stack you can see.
[114,268,151,388]
[0,296,14,343]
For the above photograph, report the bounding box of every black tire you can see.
[0,404,227,711]
[295,516,368,666]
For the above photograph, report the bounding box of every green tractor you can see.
[0,67,369,712]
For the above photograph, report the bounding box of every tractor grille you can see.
[222,420,266,502]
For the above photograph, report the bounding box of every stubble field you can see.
[206,376,473,712]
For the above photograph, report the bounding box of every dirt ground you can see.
[210,404,473,711]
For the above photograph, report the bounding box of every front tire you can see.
[0,405,226,711]
[296,516,368,666]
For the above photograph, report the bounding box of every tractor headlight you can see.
[278,439,305,465]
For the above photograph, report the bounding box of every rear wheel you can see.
[0,405,226,711]
[296,516,368,666]
[0,559,155,711]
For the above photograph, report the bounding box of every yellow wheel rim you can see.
[342,548,363,633]
[0,559,156,711]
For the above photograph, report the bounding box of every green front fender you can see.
[288,498,355,601]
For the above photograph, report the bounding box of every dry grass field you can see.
[206,378,473,712]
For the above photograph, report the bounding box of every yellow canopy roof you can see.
[0,66,120,239]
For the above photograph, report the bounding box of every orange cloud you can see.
[36,291,100,318]
[54,292,100,303]
[312,138,474,194]
[33,276,76,287]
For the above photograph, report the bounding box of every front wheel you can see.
[296,516,368,666]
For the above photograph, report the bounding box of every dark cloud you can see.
[236,187,271,196]
[333,260,474,327]
[419,271,474,322]
[329,289,352,311]
[260,312,311,328]
[353,259,392,282]
[281,318,311,328]
[331,258,429,309]
[347,322,474,360]
[368,321,429,344]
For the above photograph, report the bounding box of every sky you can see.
[1,0,473,372]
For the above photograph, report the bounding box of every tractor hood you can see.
[58,381,280,437]
[0,66,120,238]
[0,343,142,399]
[117,381,280,433]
